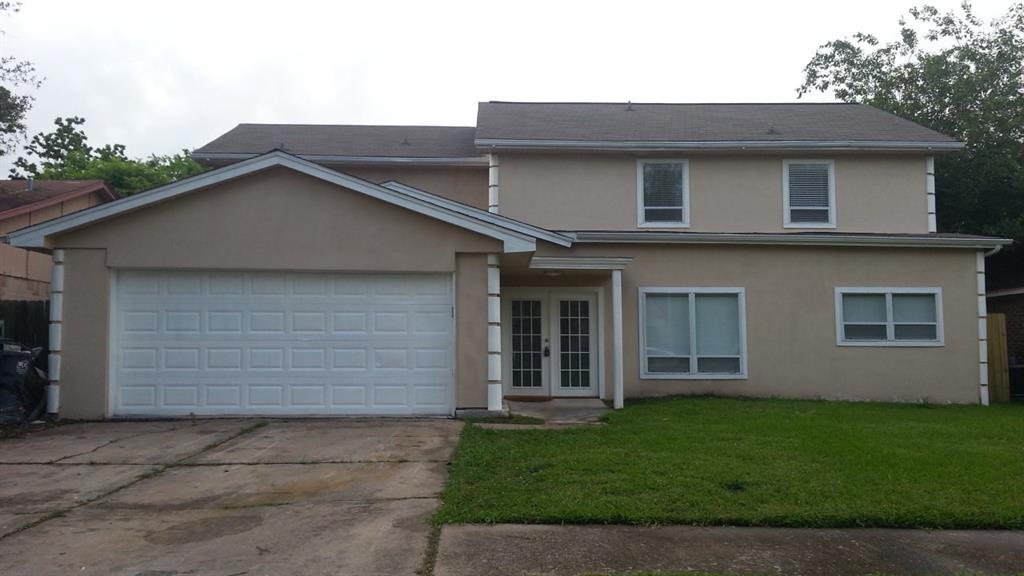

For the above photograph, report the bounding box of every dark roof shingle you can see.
[0,180,111,213]
[475,102,957,144]
[194,124,479,159]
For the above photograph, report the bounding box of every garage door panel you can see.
[114,270,453,416]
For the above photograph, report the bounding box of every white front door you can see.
[503,290,599,397]
[112,270,454,416]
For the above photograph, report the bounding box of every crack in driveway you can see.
[0,421,268,541]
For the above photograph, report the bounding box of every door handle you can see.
[543,339,550,357]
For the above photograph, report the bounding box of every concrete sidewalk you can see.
[435,524,1024,576]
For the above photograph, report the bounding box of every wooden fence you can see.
[988,313,1010,403]
[0,300,49,350]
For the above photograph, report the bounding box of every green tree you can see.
[10,116,207,196]
[0,2,42,157]
[798,2,1024,241]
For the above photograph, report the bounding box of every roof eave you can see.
[474,139,965,153]
[568,231,1011,249]
[6,151,536,253]
[0,182,117,221]
[193,152,488,167]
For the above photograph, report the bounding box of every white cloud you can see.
[0,0,1011,172]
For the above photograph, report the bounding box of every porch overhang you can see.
[528,256,633,271]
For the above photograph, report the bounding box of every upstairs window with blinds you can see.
[784,160,835,227]
[638,160,689,226]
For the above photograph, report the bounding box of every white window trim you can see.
[638,287,747,380]
[783,159,836,229]
[834,287,944,347]
[636,159,690,228]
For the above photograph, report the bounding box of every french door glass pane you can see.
[559,299,591,388]
[695,294,740,356]
[511,299,543,388]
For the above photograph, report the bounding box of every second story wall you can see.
[340,166,488,210]
[498,153,930,234]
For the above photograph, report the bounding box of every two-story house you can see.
[8,102,1009,419]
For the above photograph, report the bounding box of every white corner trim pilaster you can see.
[926,156,937,233]
[487,254,503,410]
[977,251,989,406]
[488,154,499,214]
[47,249,64,414]
[611,269,624,410]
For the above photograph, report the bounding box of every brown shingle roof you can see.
[0,179,114,214]
[194,124,479,159]
[475,102,958,144]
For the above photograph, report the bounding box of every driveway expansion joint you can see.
[0,420,268,541]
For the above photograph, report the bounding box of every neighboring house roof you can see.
[0,179,116,219]
[475,102,963,152]
[6,150,572,253]
[193,124,483,167]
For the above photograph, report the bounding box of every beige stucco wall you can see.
[60,249,110,418]
[499,153,929,234]
[344,165,487,209]
[528,243,980,404]
[56,168,499,271]
[456,253,489,408]
[51,168,498,419]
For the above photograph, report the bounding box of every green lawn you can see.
[437,396,1024,528]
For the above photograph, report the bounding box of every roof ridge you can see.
[235,123,475,129]
[482,101,863,106]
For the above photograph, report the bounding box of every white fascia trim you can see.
[381,180,573,247]
[569,231,1012,249]
[529,256,633,270]
[475,138,965,152]
[193,152,488,167]
[8,151,536,253]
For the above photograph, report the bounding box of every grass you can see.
[436,396,1024,528]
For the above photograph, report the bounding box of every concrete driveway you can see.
[0,418,461,576]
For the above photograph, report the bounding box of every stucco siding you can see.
[500,154,929,234]
[344,165,487,210]
[50,167,501,418]
[456,253,489,408]
[60,249,110,419]
[531,243,979,403]
[55,168,500,271]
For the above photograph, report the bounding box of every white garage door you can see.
[112,270,454,416]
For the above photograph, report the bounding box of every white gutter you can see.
[569,231,1011,249]
[475,138,965,153]
[194,152,488,167]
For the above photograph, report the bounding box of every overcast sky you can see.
[0,0,1012,169]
